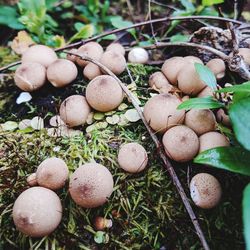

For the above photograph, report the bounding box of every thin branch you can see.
[234,0,238,20]
[64,50,210,250]
[0,15,244,73]
[147,0,158,43]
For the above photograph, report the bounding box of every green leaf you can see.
[0,6,24,29]
[180,0,195,12]
[195,63,217,90]
[229,97,250,150]
[68,24,95,43]
[170,34,189,42]
[243,184,250,250]
[194,147,250,176]
[177,96,224,111]
[202,0,224,6]
[217,81,250,93]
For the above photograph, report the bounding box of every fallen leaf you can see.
[30,116,44,130]
[16,92,32,104]
[124,109,141,122]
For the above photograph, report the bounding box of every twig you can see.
[234,0,238,20]
[0,15,244,73]
[147,0,158,43]
[64,50,210,250]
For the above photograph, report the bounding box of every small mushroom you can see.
[26,173,38,186]
[66,48,78,62]
[184,56,203,64]
[190,173,222,209]
[14,62,46,92]
[94,217,113,230]
[197,86,214,97]
[21,44,58,68]
[13,187,62,237]
[238,48,250,65]
[162,125,199,162]
[143,93,185,133]
[100,50,126,75]
[69,163,114,208]
[36,157,69,190]
[199,131,230,153]
[47,59,78,88]
[59,95,91,127]
[128,47,149,64]
[161,57,186,85]
[148,71,173,93]
[106,43,125,56]
[83,62,102,80]
[118,142,148,173]
[76,42,104,67]
[206,58,226,80]
[184,109,216,135]
[86,75,123,112]
[216,109,231,127]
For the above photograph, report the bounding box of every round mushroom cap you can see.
[206,58,226,80]
[162,125,199,162]
[21,45,58,68]
[177,63,206,96]
[185,109,216,135]
[128,47,149,64]
[86,75,123,112]
[69,163,114,208]
[66,48,78,62]
[190,173,222,209]
[216,108,231,127]
[118,142,148,173]
[83,62,102,80]
[199,131,230,153]
[26,173,38,186]
[161,57,186,85]
[13,187,62,237]
[197,86,214,97]
[184,56,203,64]
[100,50,126,75]
[238,48,250,65]
[106,43,125,56]
[143,93,185,133]
[148,72,173,93]
[59,95,91,127]
[76,42,104,67]
[14,62,46,92]
[47,59,78,88]
[36,157,69,190]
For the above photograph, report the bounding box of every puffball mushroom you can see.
[47,59,78,88]
[59,95,91,127]
[94,217,113,230]
[106,43,125,56]
[100,50,126,75]
[36,157,69,190]
[184,109,216,135]
[76,42,104,67]
[177,64,206,96]
[21,44,58,68]
[66,48,78,62]
[148,71,173,93]
[190,173,222,209]
[216,109,231,127]
[161,57,185,85]
[143,93,185,133]
[238,48,250,65]
[69,163,114,208]
[13,187,62,237]
[128,47,149,64]
[199,131,230,153]
[14,62,46,92]
[83,62,102,80]
[118,142,148,173]
[86,75,123,112]
[206,58,226,80]
[184,56,203,64]
[197,86,214,97]
[26,173,38,186]
[162,125,199,162]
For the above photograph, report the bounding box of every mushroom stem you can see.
[64,50,210,250]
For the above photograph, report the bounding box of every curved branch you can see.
[64,50,211,250]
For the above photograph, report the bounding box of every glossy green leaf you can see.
[194,146,250,176]
[68,24,95,43]
[217,81,250,93]
[170,34,189,42]
[229,97,250,150]
[243,184,250,250]
[195,63,217,90]
[180,0,195,11]
[178,96,224,111]
[0,6,24,29]
[202,0,224,6]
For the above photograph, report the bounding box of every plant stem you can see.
[64,50,211,250]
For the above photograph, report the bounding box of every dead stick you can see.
[64,50,210,250]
